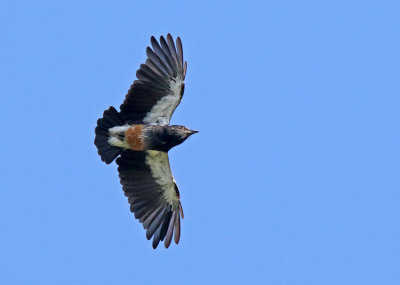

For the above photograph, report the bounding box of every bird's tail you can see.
[94,106,124,164]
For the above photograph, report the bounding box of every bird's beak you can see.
[188,129,199,135]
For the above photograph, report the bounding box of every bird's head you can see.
[168,125,198,145]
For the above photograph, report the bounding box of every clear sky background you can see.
[1,1,399,284]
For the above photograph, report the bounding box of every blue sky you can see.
[1,1,399,284]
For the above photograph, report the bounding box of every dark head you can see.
[167,125,198,146]
[146,124,198,152]
[155,125,197,151]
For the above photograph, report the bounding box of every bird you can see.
[94,34,197,249]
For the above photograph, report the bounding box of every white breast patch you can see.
[108,124,131,148]
[108,125,131,135]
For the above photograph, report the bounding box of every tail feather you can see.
[95,106,124,164]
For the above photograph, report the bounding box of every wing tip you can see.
[183,61,187,77]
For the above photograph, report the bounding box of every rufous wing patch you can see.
[125,125,145,150]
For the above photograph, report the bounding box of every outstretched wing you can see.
[119,34,187,125]
[116,150,184,249]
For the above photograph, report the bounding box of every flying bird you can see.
[94,34,197,249]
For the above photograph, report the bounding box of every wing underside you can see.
[116,150,183,249]
[119,34,187,124]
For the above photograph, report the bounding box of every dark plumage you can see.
[94,34,196,249]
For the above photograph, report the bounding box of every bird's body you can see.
[94,34,196,249]
[107,123,197,152]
